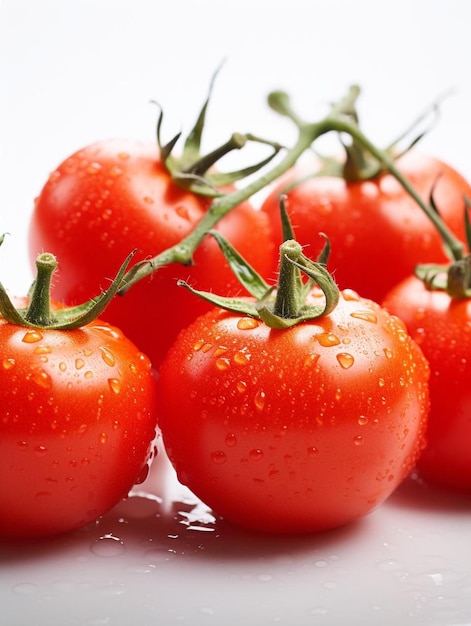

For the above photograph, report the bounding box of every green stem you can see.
[119,97,349,293]
[119,84,463,294]
[23,253,57,326]
[273,240,303,318]
[338,122,466,262]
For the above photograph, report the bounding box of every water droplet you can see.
[215,358,230,371]
[109,165,123,178]
[254,389,266,411]
[225,433,237,447]
[342,289,360,301]
[257,573,273,582]
[316,333,340,347]
[22,329,43,343]
[175,205,190,220]
[75,358,85,370]
[350,310,378,324]
[358,415,369,426]
[237,317,259,330]
[91,534,125,557]
[94,325,122,340]
[250,448,263,461]
[12,583,38,595]
[378,377,385,387]
[34,445,48,457]
[100,346,116,367]
[99,432,108,444]
[233,351,250,366]
[383,347,394,359]
[86,161,102,174]
[33,345,51,355]
[108,378,121,394]
[353,435,364,446]
[3,358,15,370]
[336,352,354,369]
[303,353,320,367]
[211,451,227,464]
[236,381,247,394]
[17,441,28,450]
[59,362,67,372]
[31,368,52,389]
[84,370,94,379]
[307,446,318,457]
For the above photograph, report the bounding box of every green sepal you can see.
[154,70,282,198]
[0,249,137,330]
[177,223,339,329]
[207,229,271,299]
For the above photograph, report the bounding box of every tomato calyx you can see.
[177,201,339,328]
[0,241,136,329]
[156,71,283,198]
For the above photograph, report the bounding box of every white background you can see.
[2,2,471,626]
[2,0,471,291]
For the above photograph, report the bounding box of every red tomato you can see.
[261,152,470,303]
[0,317,157,538]
[382,276,471,491]
[157,288,430,533]
[28,139,275,369]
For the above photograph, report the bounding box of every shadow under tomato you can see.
[0,442,375,566]
[386,472,471,515]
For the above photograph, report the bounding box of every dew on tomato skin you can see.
[22,329,43,344]
[254,389,266,411]
[34,444,48,457]
[233,351,251,366]
[215,358,231,371]
[236,380,247,394]
[75,358,85,370]
[84,370,94,379]
[210,451,227,465]
[108,378,121,394]
[31,369,52,389]
[237,317,259,330]
[350,310,378,324]
[2,358,15,370]
[225,433,237,447]
[99,346,116,367]
[336,352,354,369]
[342,289,360,301]
[250,448,264,462]
[94,325,121,340]
[358,415,369,426]
[353,435,364,446]
[303,353,320,368]
[316,333,340,347]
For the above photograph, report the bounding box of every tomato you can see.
[382,275,471,491]
[0,295,158,538]
[157,287,430,533]
[260,151,470,303]
[28,138,275,369]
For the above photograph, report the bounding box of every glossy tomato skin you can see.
[0,318,157,538]
[157,289,430,533]
[261,152,469,303]
[28,139,275,369]
[382,276,471,491]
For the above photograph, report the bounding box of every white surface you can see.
[2,1,471,625]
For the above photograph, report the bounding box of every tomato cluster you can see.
[3,84,471,538]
